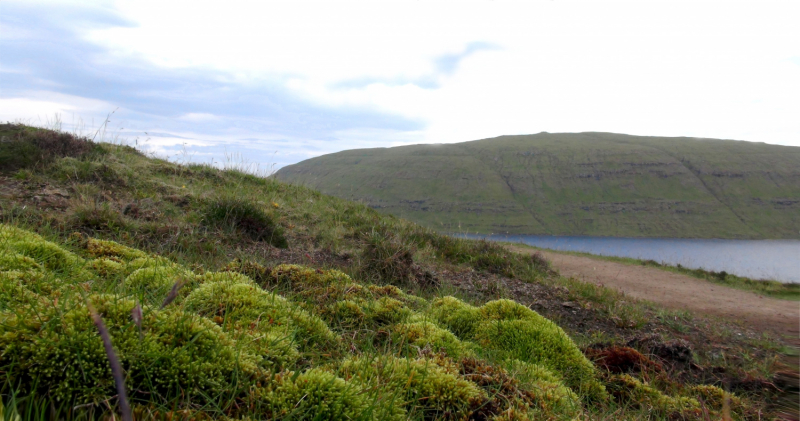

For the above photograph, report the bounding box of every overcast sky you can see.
[2,0,798,170]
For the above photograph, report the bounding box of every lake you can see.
[458,234,800,283]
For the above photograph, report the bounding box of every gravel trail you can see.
[509,246,800,340]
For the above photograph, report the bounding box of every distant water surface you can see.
[458,234,800,283]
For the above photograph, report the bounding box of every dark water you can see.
[459,234,800,283]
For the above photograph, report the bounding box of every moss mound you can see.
[184,270,338,364]
[338,355,484,419]
[85,237,148,261]
[391,320,470,358]
[0,225,89,277]
[431,296,606,400]
[0,224,748,420]
[605,374,700,417]
[261,263,426,333]
[461,357,582,420]
[248,369,373,420]
[1,294,260,403]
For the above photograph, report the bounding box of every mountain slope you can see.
[276,132,800,239]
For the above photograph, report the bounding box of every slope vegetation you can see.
[276,132,800,239]
[0,124,793,419]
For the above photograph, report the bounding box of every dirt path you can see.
[508,246,800,340]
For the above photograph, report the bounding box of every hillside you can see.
[276,132,800,239]
[0,124,795,420]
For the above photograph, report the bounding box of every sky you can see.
[2,0,799,171]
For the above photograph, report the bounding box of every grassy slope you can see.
[275,132,800,239]
[0,124,795,420]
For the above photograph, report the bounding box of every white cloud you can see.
[178,112,220,122]
[331,128,426,148]
[0,97,77,124]
[6,0,800,150]
[0,92,119,133]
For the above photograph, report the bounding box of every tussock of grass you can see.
[202,196,288,247]
[359,228,417,284]
[70,202,132,233]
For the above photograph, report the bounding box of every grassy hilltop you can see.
[0,124,796,420]
[275,132,800,239]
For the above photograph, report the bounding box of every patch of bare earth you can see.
[509,245,800,342]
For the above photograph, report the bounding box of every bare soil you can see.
[508,246,800,341]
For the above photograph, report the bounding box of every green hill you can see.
[276,132,800,239]
[0,124,792,420]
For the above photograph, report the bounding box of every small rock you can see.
[561,301,580,309]
[42,187,70,198]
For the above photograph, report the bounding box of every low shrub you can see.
[202,197,287,247]
[529,251,550,271]
[0,139,40,173]
[419,234,524,278]
[52,158,125,184]
[584,345,662,374]
[0,125,97,172]
[359,229,417,285]
[70,203,131,233]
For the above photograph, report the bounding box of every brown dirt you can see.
[509,246,800,341]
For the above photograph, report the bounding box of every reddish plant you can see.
[585,345,662,374]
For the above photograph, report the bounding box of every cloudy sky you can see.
[2,0,798,171]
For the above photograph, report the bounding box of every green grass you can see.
[506,242,800,300]
[275,132,800,240]
[0,124,789,420]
